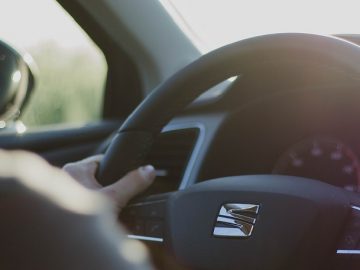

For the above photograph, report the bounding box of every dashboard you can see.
[272,136,360,192]
[155,75,360,196]
[198,84,360,191]
[140,35,360,198]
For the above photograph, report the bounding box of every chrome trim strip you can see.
[213,226,251,237]
[127,235,164,243]
[127,199,166,207]
[337,250,360,254]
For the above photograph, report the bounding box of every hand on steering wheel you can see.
[63,155,156,212]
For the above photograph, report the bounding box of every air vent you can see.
[142,128,199,196]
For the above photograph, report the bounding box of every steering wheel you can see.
[97,33,360,270]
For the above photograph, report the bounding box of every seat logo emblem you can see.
[213,203,260,238]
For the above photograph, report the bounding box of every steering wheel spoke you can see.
[121,194,170,244]
[333,192,360,269]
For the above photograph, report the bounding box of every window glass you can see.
[162,0,360,53]
[0,0,107,126]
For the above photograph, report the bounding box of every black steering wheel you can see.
[97,33,360,270]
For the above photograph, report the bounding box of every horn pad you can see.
[165,175,349,270]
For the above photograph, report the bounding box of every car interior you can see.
[2,0,360,269]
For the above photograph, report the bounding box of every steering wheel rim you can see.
[97,33,360,185]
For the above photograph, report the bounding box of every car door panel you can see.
[0,121,120,166]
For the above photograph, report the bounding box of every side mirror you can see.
[0,39,37,129]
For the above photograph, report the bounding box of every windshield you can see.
[161,0,360,53]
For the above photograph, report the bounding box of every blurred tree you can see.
[21,42,107,127]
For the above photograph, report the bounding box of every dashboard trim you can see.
[162,122,206,190]
[127,235,164,243]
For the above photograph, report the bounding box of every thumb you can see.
[101,165,156,209]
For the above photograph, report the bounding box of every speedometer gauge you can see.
[273,137,360,192]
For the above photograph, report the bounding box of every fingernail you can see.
[139,165,156,181]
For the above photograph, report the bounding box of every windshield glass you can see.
[161,0,360,53]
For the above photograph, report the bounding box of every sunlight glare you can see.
[0,0,92,50]
[12,71,21,83]
[162,0,360,52]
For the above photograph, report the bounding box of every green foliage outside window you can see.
[20,42,107,127]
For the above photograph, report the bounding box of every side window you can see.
[0,0,107,127]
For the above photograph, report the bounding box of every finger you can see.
[63,155,104,189]
[78,154,104,164]
[63,155,103,174]
[101,165,156,209]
